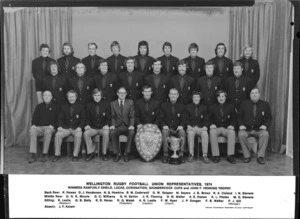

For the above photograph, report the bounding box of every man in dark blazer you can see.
[238,87,272,164]
[196,60,222,106]
[84,88,111,161]
[208,90,237,164]
[237,45,260,85]
[118,56,144,102]
[67,62,93,106]
[144,59,170,104]
[157,42,179,78]
[224,61,254,111]
[57,42,80,78]
[134,41,155,77]
[186,91,209,163]
[106,41,126,75]
[169,59,195,105]
[92,59,118,102]
[110,87,135,162]
[32,43,55,103]
[28,91,60,163]
[53,90,86,162]
[135,86,160,129]
[160,88,186,163]
[209,43,233,83]
[81,43,103,77]
[40,61,68,106]
[183,43,205,80]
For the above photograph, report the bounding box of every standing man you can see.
[81,43,103,77]
[157,42,179,78]
[196,61,222,106]
[57,42,80,78]
[28,91,59,163]
[238,87,272,164]
[183,43,205,80]
[92,59,118,102]
[32,43,55,103]
[144,59,169,104]
[186,92,209,163]
[224,61,254,111]
[134,40,155,77]
[106,41,126,75]
[237,45,260,85]
[110,87,135,162]
[67,62,93,106]
[209,43,233,83]
[84,89,111,161]
[169,60,195,105]
[53,90,86,162]
[160,88,186,163]
[118,56,144,102]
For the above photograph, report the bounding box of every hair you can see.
[162,42,172,52]
[43,90,53,96]
[39,43,51,53]
[188,43,199,53]
[88,42,98,49]
[75,62,86,71]
[47,60,61,73]
[110,41,121,51]
[124,56,137,69]
[152,59,162,65]
[176,59,188,69]
[192,91,202,98]
[250,87,260,93]
[240,45,254,58]
[169,88,179,95]
[214,42,227,56]
[61,42,74,56]
[205,60,215,69]
[233,61,243,68]
[142,85,152,91]
[216,90,227,97]
[117,86,127,93]
[137,40,149,56]
[67,90,78,98]
[92,88,102,96]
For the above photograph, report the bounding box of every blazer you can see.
[57,55,80,78]
[157,55,179,78]
[111,99,135,127]
[106,54,126,75]
[183,56,206,79]
[208,102,237,128]
[160,101,186,130]
[238,99,272,131]
[32,56,55,90]
[170,74,195,105]
[237,57,260,84]
[134,55,155,77]
[185,103,209,127]
[58,102,86,129]
[67,75,93,105]
[85,100,111,129]
[92,72,118,102]
[196,75,222,106]
[81,55,103,77]
[135,98,160,126]
[209,56,233,82]
[32,101,60,128]
[144,73,170,104]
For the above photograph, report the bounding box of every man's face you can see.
[43,91,53,103]
[178,64,187,76]
[126,59,135,72]
[139,45,147,56]
[205,65,214,77]
[93,92,102,103]
[189,48,198,57]
[50,64,58,75]
[41,48,50,57]
[142,88,152,100]
[99,62,108,74]
[117,88,127,100]
[153,61,162,74]
[112,45,120,56]
[169,89,179,102]
[63,45,72,56]
[67,93,77,104]
[217,45,225,57]
[76,63,85,77]
[250,89,260,102]
[217,93,226,104]
[163,46,172,56]
[244,47,252,59]
[88,44,97,56]
[233,66,243,77]
[192,95,201,105]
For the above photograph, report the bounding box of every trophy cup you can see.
[167,136,184,165]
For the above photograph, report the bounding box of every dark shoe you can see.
[180,156,186,163]
[227,155,236,164]
[203,154,210,163]
[102,154,109,161]
[114,153,121,162]
[28,154,37,163]
[124,153,129,162]
[52,156,60,162]
[162,156,169,163]
[187,154,194,162]
[212,156,220,163]
[40,154,48,162]
[257,157,265,165]
[85,153,95,161]
[243,157,251,163]
[72,156,79,162]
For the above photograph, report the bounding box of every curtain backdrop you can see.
[4,7,72,147]
[228,0,293,153]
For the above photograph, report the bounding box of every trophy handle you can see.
[166,137,172,150]
[180,137,184,150]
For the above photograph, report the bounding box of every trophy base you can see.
[169,157,182,165]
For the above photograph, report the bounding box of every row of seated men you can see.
[29,85,272,165]
[32,41,260,106]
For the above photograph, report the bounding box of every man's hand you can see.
[239,125,246,130]
[227,125,234,130]
[85,125,91,131]
[259,125,267,130]
[57,127,63,132]
[202,126,208,131]
[76,127,82,132]
[49,125,54,129]
[110,126,115,130]
[31,125,37,129]
[103,125,109,130]
[177,126,183,131]
[163,126,169,130]
[128,126,134,130]
[187,125,193,131]
[137,124,143,129]
[210,124,217,129]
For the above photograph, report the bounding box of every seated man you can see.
[84,88,111,161]
[110,87,135,162]
[160,88,186,163]
[53,90,85,162]
[186,91,209,163]
[208,90,237,164]
[28,90,60,163]
[238,87,272,164]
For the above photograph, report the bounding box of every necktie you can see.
[180,76,185,90]
[65,57,69,70]
[245,59,249,72]
[114,56,118,72]
[195,105,198,117]
[171,104,175,115]
[191,58,195,72]
[235,78,240,89]
[207,77,212,89]
[253,103,257,117]
[102,75,106,89]
[91,56,95,71]
[166,57,170,73]
[96,104,100,116]
[220,105,224,118]
[120,100,124,114]
[128,72,133,86]
[70,105,74,116]
[218,58,224,73]
[42,58,46,73]
[78,77,83,92]
[52,76,56,89]
[140,57,146,71]
[145,101,149,112]
[154,75,160,89]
